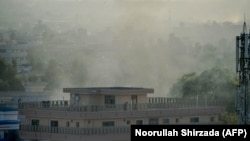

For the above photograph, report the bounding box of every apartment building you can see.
[18,87,226,141]
[0,40,31,74]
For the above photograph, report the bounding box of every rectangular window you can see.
[50,120,58,127]
[102,121,115,127]
[136,120,143,125]
[66,121,70,127]
[210,117,215,122]
[175,118,179,123]
[31,119,39,126]
[131,95,137,110]
[190,117,199,123]
[162,118,169,124]
[149,118,159,125]
[104,95,115,105]
[126,120,130,125]
[76,122,79,128]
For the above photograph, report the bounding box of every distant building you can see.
[0,40,31,73]
[18,87,226,141]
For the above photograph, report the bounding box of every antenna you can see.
[236,18,249,125]
[243,14,247,33]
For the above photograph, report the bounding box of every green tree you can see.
[169,67,236,100]
[0,57,24,91]
[220,112,237,124]
[168,67,237,113]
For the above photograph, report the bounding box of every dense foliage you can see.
[0,57,24,91]
[168,67,239,124]
[168,67,237,100]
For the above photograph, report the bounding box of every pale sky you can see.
[0,0,246,96]
[1,0,249,28]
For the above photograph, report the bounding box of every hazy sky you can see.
[0,0,248,96]
[0,0,249,30]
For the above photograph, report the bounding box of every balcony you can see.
[18,98,226,120]
[18,98,227,112]
[20,125,130,135]
[20,125,130,141]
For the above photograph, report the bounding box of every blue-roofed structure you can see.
[0,104,20,141]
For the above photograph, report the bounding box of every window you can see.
[50,120,58,127]
[175,118,179,123]
[76,122,80,128]
[104,95,115,105]
[210,117,215,122]
[190,117,199,123]
[66,121,70,127]
[162,118,169,124]
[31,119,39,126]
[131,95,138,110]
[126,120,130,125]
[136,120,143,125]
[149,118,159,125]
[102,121,115,127]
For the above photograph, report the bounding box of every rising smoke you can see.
[0,0,248,96]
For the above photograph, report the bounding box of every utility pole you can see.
[236,20,249,125]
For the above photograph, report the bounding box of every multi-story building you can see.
[18,87,226,141]
[0,40,31,73]
[0,43,28,65]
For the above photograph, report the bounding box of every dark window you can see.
[131,95,138,110]
[210,117,215,122]
[190,117,199,123]
[104,95,115,105]
[50,120,58,127]
[162,118,169,124]
[66,121,70,127]
[102,121,115,127]
[149,118,159,125]
[126,120,130,125]
[31,119,39,126]
[76,122,80,128]
[175,118,179,123]
[136,120,143,125]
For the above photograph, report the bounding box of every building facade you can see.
[18,87,226,141]
[0,41,31,74]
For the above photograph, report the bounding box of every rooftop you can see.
[63,87,154,95]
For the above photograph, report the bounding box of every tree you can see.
[168,67,237,113]
[0,57,24,91]
[169,67,236,100]
[220,112,237,124]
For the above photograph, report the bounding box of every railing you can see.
[18,98,227,112]
[20,125,130,135]
[19,100,70,109]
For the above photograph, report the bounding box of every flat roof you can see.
[63,87,154,95]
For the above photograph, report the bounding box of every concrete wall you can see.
[22,107,224,128]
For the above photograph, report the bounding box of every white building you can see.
[18,87,226,141]
[0,41,31,73]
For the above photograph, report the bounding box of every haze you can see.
[0,0,249,96]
